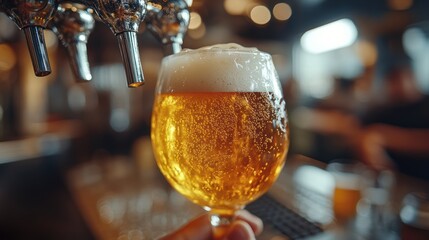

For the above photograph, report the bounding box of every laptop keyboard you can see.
[247,194,324,240]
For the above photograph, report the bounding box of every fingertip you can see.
[235,210,264,235]
[226,220,255,240]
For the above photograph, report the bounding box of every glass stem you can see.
[210,213,234,239]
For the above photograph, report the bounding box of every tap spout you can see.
[1,0,57,76]
[83,0,147,87]
[50,3,95,82]
[146,0,190,55]
[117,31,144,87]
[23,26,51,76]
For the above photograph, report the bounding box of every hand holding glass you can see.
[151,44,289,239]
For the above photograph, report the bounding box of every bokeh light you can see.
[0,44,17,72]
[273,3,292,21]
[355,40,378,67]
[224,0,249,15]
[250,5,271,25]
[387,0,413,10]
[189,12,202,30]
[403,27,426,59]
[301,18,358,54]
[188,23,206,39]
[185,0,193,7]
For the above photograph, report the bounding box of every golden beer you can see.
[151,44,289,217]
[332,187,361,221]
[152,91,289,213]
[327,162,363,222]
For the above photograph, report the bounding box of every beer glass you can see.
[327,162,363,222]
[151,44,289,238]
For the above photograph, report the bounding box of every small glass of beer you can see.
[327,162,364,222]
[151,43,290,238]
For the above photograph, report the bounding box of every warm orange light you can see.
[0,44,17,72]
[189,12,202,30]
[387,0,413,10]
[355,40,378,67]
[224,0,249,15]
[188,23,206,39]
[250,5,271,25]
[273,3,292,21]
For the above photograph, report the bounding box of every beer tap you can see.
[0,0,190,87]
[145,0,190,55]
[1,0,57,77]
[49,3,95,82]
[81,0,147,88]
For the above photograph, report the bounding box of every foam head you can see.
[157,43,282,94]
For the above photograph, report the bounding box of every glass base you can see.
[210,213,234,239]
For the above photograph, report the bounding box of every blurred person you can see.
[355,63,429,180]
[352,31,429,180]
[292,76,363,162]
[159,210,263,240]
[293,62,429,180]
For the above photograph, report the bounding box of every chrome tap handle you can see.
[49,3,95,82]
[23,26,51,76]
[117,31,144,87]
[1,0,57,76]
[145,0,190,55]
[82,0,147,87]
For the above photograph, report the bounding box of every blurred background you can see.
[0,0,429,239]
